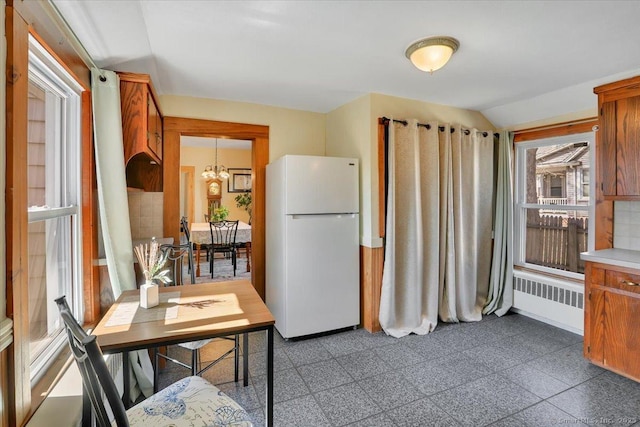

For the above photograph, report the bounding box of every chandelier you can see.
[201,139,230,180]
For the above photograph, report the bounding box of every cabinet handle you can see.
[621,280,639,287]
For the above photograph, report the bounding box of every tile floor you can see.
[156,312,640,426]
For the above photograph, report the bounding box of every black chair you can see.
[54,296,252,427]
[209,220,239,278]
[181,216,209,264]
[153,244,240,393]
[159,243,195,285]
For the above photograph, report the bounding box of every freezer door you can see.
[283,213,359,338]
[284,156,359,215]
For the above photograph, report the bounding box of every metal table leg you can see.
[243,333,249,387]
[266,326,274,427]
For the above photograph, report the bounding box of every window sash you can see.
[514,132,594,279]
[27,34,83,384]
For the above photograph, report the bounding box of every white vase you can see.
[140,281,159,309]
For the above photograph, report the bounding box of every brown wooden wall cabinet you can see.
[594,76,640,200]
[119,72,163,192]
[584,261,640,382]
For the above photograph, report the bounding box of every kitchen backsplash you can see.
[128,191,164,239]
[614,201,640,251]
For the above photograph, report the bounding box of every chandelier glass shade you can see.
[201,139,230,180]
[405,36,459,73]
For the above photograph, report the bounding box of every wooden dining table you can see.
[91,279,275,426]
[190,221,252,277]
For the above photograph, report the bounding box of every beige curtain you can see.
[379,120,440,337]
[380,120,495,337]
[92,69,154,399]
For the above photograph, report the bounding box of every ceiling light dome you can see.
[405,36,459,73]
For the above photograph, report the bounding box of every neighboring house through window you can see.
[515,133,593,278]
[27,35,83,384]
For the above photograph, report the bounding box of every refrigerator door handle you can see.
[290,213,357,220]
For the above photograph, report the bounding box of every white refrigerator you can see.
[266,155,360,339]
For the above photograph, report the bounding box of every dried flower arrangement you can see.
[133,238,171,285]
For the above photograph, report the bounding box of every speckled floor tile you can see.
[357,370,424,411]
[385,397,460,427]
[492,401,583,427]
[282,339,333,367]
[401,353,494,396]
[336,350,392,380]
[314,383,382,426]
[297,358,354,392]
[252,367,310,404]
[430,373,541,426]
[498,365,572,399]
[272,395,331,427]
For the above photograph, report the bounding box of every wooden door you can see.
[603,292,640,380]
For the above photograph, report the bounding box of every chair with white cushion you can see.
[153,244,240,393]
[55,296,253,427]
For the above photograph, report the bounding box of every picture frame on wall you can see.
[228,168,252,193]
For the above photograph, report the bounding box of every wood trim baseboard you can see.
[360,245,384,333]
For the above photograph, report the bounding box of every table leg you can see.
[246,242,251,273]
[243,333,249,387]
[266,326,273,427]
[123,351,131,408]
[195,244,201,277]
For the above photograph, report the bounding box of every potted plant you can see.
[210,205,230,222]
[234,193,252,225]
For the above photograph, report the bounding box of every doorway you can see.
[180,165,195,226]
[163,117,269,299]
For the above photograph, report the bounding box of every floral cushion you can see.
[123,376,253,427]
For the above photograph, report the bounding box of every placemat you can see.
[105,291,181,327]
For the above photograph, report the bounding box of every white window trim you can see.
[514,132,595,281]
[27,34,84,386]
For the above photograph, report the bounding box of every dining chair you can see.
[160,243,195,285]
[153,244,240,393]
[181,216,208,264]
[209,220,239,278]
[54,296,253,427]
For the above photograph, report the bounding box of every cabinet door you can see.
[147,94,161,159]
[585,287,605,364]
[602,96,640,197]
[603,291,640,380]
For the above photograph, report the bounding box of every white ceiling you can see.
[53,0,640,128]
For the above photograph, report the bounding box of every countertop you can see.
[580,248,640,270]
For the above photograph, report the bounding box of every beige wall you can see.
[326,93,496,248]
[160,95,327,162]
[326,95,372,245]
[180,145,252,224]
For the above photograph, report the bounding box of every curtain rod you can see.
[46,0,106,81]
[381,117,499,138]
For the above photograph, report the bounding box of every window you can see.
[515,133,593,278]
[580,168,590,199]
[27,35,83,384]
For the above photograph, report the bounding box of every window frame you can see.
[26,35,84,385]
[514,132,595,280]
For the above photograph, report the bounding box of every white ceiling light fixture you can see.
[405,36,459,74]
[201,138,230,180]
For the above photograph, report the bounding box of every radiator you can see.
[512,270,584,335]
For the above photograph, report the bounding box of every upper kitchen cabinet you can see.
[595,76,640,199]
[118,72,163,191]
